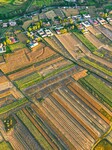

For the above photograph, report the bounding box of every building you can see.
[0,43,6,53]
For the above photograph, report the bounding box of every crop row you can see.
[74,31,97,52]
[81,57,112,76]
[0,98,28,115]
[16,110,53,150]
[79,75,112,108]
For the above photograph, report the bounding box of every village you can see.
[0,4,112,150]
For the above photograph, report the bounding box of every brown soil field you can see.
[0,90,10,99]
[27,46,55,63]
[22,108,58,150]
[8,66,36,81]
[51,92,98,140]
[17,33,28,43]
[73,70,88,80]
[35,56,63,71]
[55,33,79,51]
[88,26,101,35]
[104,24,112,31]
[32,103,75,150]
[45,37,62,52]
[0,49,30,74]
[84,32,104,49]
[61,8,79,17]
[68,82,110,125]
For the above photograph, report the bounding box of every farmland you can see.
[0,141,12,150]
[0,4,112,150]
[79,74,112,108]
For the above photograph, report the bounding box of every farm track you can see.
[31,104,75,150]
[51,92,98,140]
[22,108,59,150]
[58,89,105,134]
[45,96,94,150]
[68,82,111,124]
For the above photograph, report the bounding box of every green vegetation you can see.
[26,106,66,150]
[96,34,112,46]
[74,31,97,52]
[9,42,26,51]
[15,72,43,89]
[0,141,13,150]
[81,57,112,76]
[15,63,75,89]
[3,115,17,132]
[93,51,104,57]
[94,139,112,150]
[17,110,52,150]
[79,74,112,107]
[100,108,112,122]
[0,98,28,115]
[44,63,75,79]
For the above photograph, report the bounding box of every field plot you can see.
[0,49,30,74]
[84,32,103,49]
[96,33,112,46]
[94,139,112,150]
[30,79,110,150]
[95,48,112,62]
[104,24,112,31]
[17,110,53,150]
[87,26,101,36]
[96,25,112,41]
[55,33,84,59]
[79,74,112,108]
[74,31,97,52]
[61,8,79,17]
[8,66,36,81]
[9,42,26,51]
[0,141,12,150]
[81,57,112,77]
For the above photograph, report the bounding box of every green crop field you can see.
[74,31,97,52]
[79,74,112,108]
[17,110,52,150]
[81,57,112,76]
[0,98,28,115]
[0,141,13,150]
[94,139,112,150]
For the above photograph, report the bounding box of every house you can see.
[83,14,91,20]
[37,29,47,37]
[0,43,6,53]
[45,29,53,36]
[2,23,8,28]
[97,18,107,25]
[82,21,91,27]
[89,19,99,26]
[9,21,16,27]
[29,40,38,48]
[107,18,112,25]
